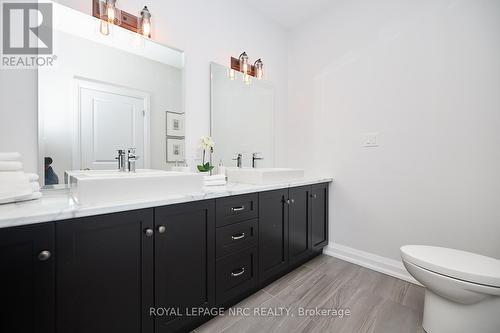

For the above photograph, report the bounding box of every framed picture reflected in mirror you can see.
[166,138,185,162]
[166,112,185,137]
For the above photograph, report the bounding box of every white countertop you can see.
[0,178,332,229]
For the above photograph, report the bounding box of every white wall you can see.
[288,0,500,260]
[0,0,288,172]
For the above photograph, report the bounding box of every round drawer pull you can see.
[144,228,154,237]
[38,250,51,261]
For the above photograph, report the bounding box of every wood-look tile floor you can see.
[195,255,425,333]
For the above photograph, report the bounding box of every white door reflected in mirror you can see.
[79,82,148,170]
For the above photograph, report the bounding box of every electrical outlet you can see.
[364,132,379,147]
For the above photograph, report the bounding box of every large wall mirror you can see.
[210,62,275,169]
[38,4,184,186]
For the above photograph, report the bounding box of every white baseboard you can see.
[323,242,421,285]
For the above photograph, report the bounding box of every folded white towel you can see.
[0,185,34,201]
[31,181,40,192]
[0,171,28,182]
[26,173,39,182]
[0,152,21,161]
[0,161,23,171]
[203,175,226,182]
[0,172,33,198]
[0,191,42,205]
[204,180,227,186]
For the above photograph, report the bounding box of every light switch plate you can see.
[364,132,379,147]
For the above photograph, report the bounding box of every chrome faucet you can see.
[252,152,263,168]
[233,153,243,168]
[127,148,139,172]
[116,149,127,172]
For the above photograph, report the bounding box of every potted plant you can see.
[197,136,215,173]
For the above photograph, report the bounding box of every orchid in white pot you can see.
[197,136,215,172]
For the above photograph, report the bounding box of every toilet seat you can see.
[401,245,500,287]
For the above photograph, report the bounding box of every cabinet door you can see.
[56,209,154,333]
[311,183,329,251]
[216,246,259,306]
[288,186,313,266]
[0,223,55,333]
[154,200,215,333]
[259,189,289,284]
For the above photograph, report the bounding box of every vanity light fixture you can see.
[230,52,264,80]
[140,6,152,38]
[93,0,153,38]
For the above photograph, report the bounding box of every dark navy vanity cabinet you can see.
[0,183,329,333]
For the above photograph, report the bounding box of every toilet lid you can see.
[401,245,500,287]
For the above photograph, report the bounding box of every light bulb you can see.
[254,59,264,80]
[239,52,249,74]
[140,6,152,38]
[244,73,252,85]
[105,0,118,24]
[228,69,235,80]
[100,21,110,35]
[107,5,115,23]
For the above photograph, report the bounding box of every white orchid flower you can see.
[200,136,215,150]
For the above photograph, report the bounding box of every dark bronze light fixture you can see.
[230,52,264,80]
[93,0,153,38]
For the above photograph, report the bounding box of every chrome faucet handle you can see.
[127,148,139,172]
[116,149,127,172]
[251,152,264,168]
[232,153,243,168]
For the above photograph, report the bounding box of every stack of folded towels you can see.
[203,174,227,187]
[0,152,42,205]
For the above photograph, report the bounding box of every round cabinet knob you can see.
[38,250,51,261]
[311,194,317,199]
[290,199,295,204]
[157,226,166,234]
[144,228,154,237]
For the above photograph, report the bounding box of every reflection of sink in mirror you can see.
[226,168,304,185]
[68,169,203,206]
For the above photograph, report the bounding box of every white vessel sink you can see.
[67,169,203,205]
[226,168,304,185]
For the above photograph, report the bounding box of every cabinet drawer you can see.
[216,246,258,305]
[216,219,258,258]
[216,193,258,227]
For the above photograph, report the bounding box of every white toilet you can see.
[400,245,500,333]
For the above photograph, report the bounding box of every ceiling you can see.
[245,0,333,29]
